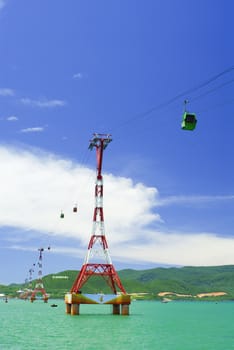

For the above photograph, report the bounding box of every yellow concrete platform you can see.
[65,293,131,315]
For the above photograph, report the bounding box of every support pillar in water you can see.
[66,303,71,314]
[71,303,80,315]
[112,304,120,315]
[121,304,129,316]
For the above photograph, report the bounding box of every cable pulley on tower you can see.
[88,133,112,150]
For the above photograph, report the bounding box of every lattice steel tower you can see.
[71,133,126,294]
[31,247,50,302]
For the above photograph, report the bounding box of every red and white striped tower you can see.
[31,247,50,302]
[70,133,126,294]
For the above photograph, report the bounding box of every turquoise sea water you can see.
[0,299,234,350]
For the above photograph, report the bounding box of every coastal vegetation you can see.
[1,265,234,300]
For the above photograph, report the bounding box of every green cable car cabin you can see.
[181,112,197,131]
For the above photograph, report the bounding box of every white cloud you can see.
[7,116,18,121]
[0,0,6,10]
[0,145,157,242]
[20,98,66,108]
[0,88,14,96]
[9,244,84,258]
[20,127,44,133]
[113,230,234,267]
[0,144,234,267]
[73,72,83,79]
[158,195,234,206]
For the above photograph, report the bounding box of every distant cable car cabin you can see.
[181,112,197,131]
[73,205,78,213]
[60,211,64,219]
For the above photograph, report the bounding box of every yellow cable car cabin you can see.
[181,112,197,130]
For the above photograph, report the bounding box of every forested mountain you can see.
[1,265,234,300]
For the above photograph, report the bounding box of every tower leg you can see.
[112,304,120,315]
[66,303,71,314]
[121,304,129,316]
[71,303,80,315]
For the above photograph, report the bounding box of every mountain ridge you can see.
[1,265,234,300]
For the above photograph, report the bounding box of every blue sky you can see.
[0,0,234,285]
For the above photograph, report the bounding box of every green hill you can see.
[2,265,234,300]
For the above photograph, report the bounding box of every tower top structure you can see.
[88,133,112,178]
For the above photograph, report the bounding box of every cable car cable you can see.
[189,77,234,103]
[61,66,234,216]
[194,96,234,114]
[111,65,234,133]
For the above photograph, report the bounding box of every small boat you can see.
[161,298,172,303]
[51,303,58,307]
